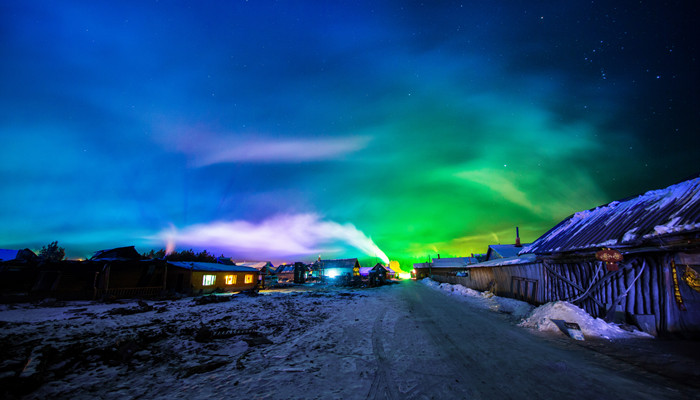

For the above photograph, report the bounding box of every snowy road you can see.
[1,281,696,399]
[381,280,690,399]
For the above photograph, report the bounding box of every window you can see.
[244,274,254,284]
[202,275,216,286]
[225,275,236,285]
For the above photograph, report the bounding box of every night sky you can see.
[1,1,698,268]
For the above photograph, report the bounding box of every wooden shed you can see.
[167,261,258,294]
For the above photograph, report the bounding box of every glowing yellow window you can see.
[202,275,216,286]
[244,274,254,284]
[225,275,236,285]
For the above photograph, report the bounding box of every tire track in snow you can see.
[366,307,399,400]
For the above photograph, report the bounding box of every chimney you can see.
[437,253,440,259]
[515,227,522,247]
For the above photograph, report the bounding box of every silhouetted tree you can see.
[150,249,217,262]
[39,241,65,262]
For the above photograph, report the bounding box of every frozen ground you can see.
[1,280,698,399]
[421,278,653,340]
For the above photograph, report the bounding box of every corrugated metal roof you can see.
[524,176,700,255]
[167,261,258,272]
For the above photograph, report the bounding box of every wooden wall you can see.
[431,252,700,335]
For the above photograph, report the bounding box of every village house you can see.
[428,175,700,336]
[0,249,39,300]
[413,256,479,280]
[235,261,277,288]
[167,261,259,295]
[88,246,168,299]
[315,258,361,280]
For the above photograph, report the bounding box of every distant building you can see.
[412,256,479,279]
[236,261,277,287]
[315,258,361,279]
[167,261,259,294]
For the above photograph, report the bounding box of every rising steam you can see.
[154,213,389,264]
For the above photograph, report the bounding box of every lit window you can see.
[202,275,216,286]
[245,274,253,284]
[225,275,236,285]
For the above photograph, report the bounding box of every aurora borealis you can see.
[1,1,698,268]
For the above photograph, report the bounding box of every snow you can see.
[0,286,385,399]
[527,177,700,254]
[421,278,533,319]
[621,227,639,243]
[0,249,19,262]
[519,301,653,340]
[421,278,652,340]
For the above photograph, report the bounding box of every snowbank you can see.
[519,301,652,340]
[420,278,534,319]
[421,278,652,340]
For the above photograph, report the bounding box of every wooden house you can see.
[89,246,168,298]
[274,262,312,284]
[520,176,700,336]
[236,261,277,287]
[412,257,479,280]
[368,263,389,286]
[316,258,360,280]
[0,249,39,300]
[432,176,700,336]
[167,261,258,294]
[275,264,294,283]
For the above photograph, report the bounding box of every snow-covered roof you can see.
[524,176,700,255]
[486,244,529,260]
[167,261,258,273]
[236,261,274,270]
[431,257,479,268]
[0,249,19,262]
[317,258,359,270]
[469,253,537,268]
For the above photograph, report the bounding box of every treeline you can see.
[142,249,223,263]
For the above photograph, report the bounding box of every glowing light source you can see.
[325,269,340,278]
[202,275,216,286]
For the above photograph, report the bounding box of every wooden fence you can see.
[430,252,700,335]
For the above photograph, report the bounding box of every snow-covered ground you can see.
[421,278,653,340]
[1,285,383,399]
[0,280,684,400]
